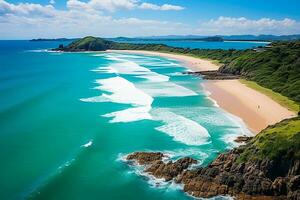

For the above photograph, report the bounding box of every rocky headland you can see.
[125,117,300,199]
[183,70,241,80]
[53,36,115,52]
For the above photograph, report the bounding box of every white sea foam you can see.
[82,76,153,106]
[95,55,172,84]
[152,109,210,146]
[117,150,206,191]
[201,84,220,107]
[136,81,198,97]
[207,96,220,107]
[91,66,118,74]
[80,76,154,123]
[170,107,234,127]
[187,194,234,200]
[163,148,209,164]
[79,96,107,103]
[221,113,253,147]
[117,153,171,188]
[168,106,253,146]
[27,49,48,52]
[108,60,151,75]
[102,106,152,123]
[82,140,93,148]
[109,54,146,59]
[166,72,188,76]
[137,73,170,82]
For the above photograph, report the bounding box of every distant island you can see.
[53,35,300,199]
[111,36,224,42]
[54,36,115,51]
[30,38,76,42]
[110,34,300,42]
[39,34,300,43]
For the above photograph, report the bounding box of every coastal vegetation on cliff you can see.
[56,36,114,51]
[237,117,300,162]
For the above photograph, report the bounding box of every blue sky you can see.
[1,0,300,39]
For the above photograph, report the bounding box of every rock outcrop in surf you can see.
[125,117,300,199]
[127,152,197,181]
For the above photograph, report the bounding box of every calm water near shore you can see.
[0,41,252,200]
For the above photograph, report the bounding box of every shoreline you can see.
[106,50,220,72]
[108,50,296,133]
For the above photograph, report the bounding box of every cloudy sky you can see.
[1,0,300,39]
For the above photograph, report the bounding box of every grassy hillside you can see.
[237,117,300,162]
[220,41,300,104]
[56,36,115,51]
[240,79,299,112]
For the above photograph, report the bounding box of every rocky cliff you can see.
[125,117,300,199]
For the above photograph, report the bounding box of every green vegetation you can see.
[240,79,299,112]
[237,117,300,162]
[56,36,115,51]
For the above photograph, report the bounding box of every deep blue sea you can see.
[0,40,252,200]
[110,39,269,50]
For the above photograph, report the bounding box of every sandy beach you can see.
[108,50,296,133]
[203,80,296,133]
[107,50,219,71]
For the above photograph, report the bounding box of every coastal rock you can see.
[125,147,299,199]
[234,136,253,143]
[145,157,197,181]
[126,152,197,181]
[126,152,164,165]
[183,70,240,80]
[124,118,300,199]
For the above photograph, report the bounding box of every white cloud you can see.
[160,4,184,11]
[0,0,55,16]
[139,3,184,11]
[49,0,55,5]
[66,0,184,12]
[0,0,188,39]
[0,0,299,39]
[197,16,300,35]
[67,0,137,12]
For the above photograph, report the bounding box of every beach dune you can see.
[108,50,296,133]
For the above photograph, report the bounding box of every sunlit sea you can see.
[0,40,252,200]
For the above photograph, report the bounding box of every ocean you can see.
[110,39,269,50]
[0,40,252,200]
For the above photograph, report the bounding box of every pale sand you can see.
[106,50,219,71]
[203,80,296,133]
[107,50,297,133]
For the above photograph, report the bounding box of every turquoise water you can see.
[110,39,269,50]
[0,41,252,200]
